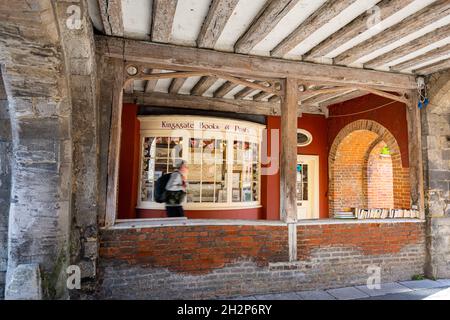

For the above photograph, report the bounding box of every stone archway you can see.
[329,120,410,216]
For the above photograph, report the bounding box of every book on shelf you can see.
[353,207,420,219]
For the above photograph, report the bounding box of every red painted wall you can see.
[117,104,140,219]
[264,114,329,219]
[327,94,410,167]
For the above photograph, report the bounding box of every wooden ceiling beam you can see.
[197,0,239,49]
[151,0,178,43]
[304,0,413,60]
[234,0,299,54]
[97,0,123,36]
[213,81,239,98]
[271,0,358,58]
[301,90,357,106]
[319,90,368,107]
[234,81,263,100]
[414,58,450,75]
[168,77,187,94]
[190,76,218,96]
[96,35,417,90]
[124,92,280,116]
[253,91,273,102]
[334,0,450,65]
[390,43,450,71]
[364,24,450,69]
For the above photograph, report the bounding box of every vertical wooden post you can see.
[105,59,125,227]
[407,90,425,220]
[280,78,298,223]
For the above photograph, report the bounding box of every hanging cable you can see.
[328,100,398,118]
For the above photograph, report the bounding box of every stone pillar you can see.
[280,78,298,223]
[0,0,73,299]
[53,1,99,298]
[422,71,450,279]
[0,71,12,299]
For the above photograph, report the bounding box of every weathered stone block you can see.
[5,264,42,300]
[79,260,96,279]
[83,240,98,259]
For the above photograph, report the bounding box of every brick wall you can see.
[367,142,394,209]
[331,130,379,212]
[97,221,425,299]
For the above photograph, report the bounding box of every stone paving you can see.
[228,279,450,300]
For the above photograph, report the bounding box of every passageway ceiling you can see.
[90,0,450,115]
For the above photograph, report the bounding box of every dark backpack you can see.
[154,173,172,203]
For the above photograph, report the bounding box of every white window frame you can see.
[137,115,265,211]
[297,129,313,147]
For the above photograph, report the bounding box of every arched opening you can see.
[366,141,394,209]
[329,120,410,216]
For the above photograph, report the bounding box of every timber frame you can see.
[97,35,425,227]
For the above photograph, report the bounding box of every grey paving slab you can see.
[254,292,302,300]
[399,279,443,290]
[359,287,450,300]
[326,287,369,300]
[436,279,450,287]
[355,282,412,297]
[296,290,336,300]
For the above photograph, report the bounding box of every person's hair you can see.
[175,159,186,169]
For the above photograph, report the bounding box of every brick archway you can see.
[329,120,410,216]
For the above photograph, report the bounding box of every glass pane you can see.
[243,142,252,162]
[215,140,227,163]
[252,163,259,201]
[189,138,202,166]
[251,142,258,162]
[303,164,308,183]
[215,180,227,203]
[141,137,157,203]
[186,181,201,203]
[214,161,227,203]
[154,162,168,181]
[155,137,169,158]
[169,137,183,159]
[141,182,153,202]
[201,182,215,203]
[232,171,241,202]
[188,164,202,181]
[202,139,215,166]
[233,141,243,163]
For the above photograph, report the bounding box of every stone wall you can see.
[0,71,11,299]
[97,221,425,299]
[423,71,450,278]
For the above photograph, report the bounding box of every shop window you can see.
[138,116,264,210]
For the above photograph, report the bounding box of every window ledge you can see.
[104,218,425,230]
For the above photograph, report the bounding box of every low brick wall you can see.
[97,221,426,299]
